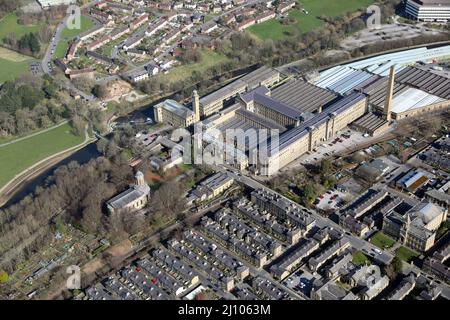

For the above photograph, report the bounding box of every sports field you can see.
[0,12,43,42]
[55,15,95,59]
[247,0,374,40]
[0,123,85,189]
[0,47,33,82]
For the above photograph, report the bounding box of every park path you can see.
[0,121,69,148]
[0,125,95,207]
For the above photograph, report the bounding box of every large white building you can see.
[405,0,450,22]
[37,0,76,8]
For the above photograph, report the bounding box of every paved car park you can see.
[284,129,374,171]
[314,189,347,211]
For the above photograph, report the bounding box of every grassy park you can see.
[369,231,396,249]
[247,0,374,40]
[0,47,33,82]
[0,12,44,42]
[54,15,95,59]
[0,123,85,189]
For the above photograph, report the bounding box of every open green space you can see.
[155,50,229,83]
[0,47,34,82]
[0,123,85,189]
[55,15,95,59]
[0,12,44,42]
[0,57,31,83]
[369,231,396,249]
[352,251,370,266]
[395,246,419,262]
[247,0,374,40]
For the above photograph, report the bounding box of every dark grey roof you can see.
[254,93,303,120]
[271,79,338,113]
[86,51,114,64]
[239,66,279,89]
[395,66,450,99]
[268,92,367,154]
[240,86,270,104]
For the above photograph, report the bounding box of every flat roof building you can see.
[405,0,450,22]
[37,0,75,8]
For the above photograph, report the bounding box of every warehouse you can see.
[344,45,450,76]
[395,66,450,99]
[259,93,368,176]
[271,79,338,114]
[352,113,390,137]
[315,66,374,95]
[199,67,280,117]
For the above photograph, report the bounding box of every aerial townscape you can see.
[1,0,450,306]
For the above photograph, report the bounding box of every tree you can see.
[384,257,403,280]
[150,180,186,218]
[70,115,86,137]
[0,270,8,283]
[180,48,202,64]
[18,33,41,54]
[72,77,95,94]
[93,84,109,99]
[319,159,332,175]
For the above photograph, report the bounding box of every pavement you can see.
[280,129,381,171]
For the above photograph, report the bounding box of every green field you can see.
[0,47,33,83]
[0,12,44,42]
[0,57,31,83]
[55,16,95,59]
[247,0,374,40]
[395,246,419,262]
[0,123,85,189]
[156,50,229,83]
[369,231,396,249]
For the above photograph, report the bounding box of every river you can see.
[4,143,101,208]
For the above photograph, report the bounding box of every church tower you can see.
[135,171,146,186]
